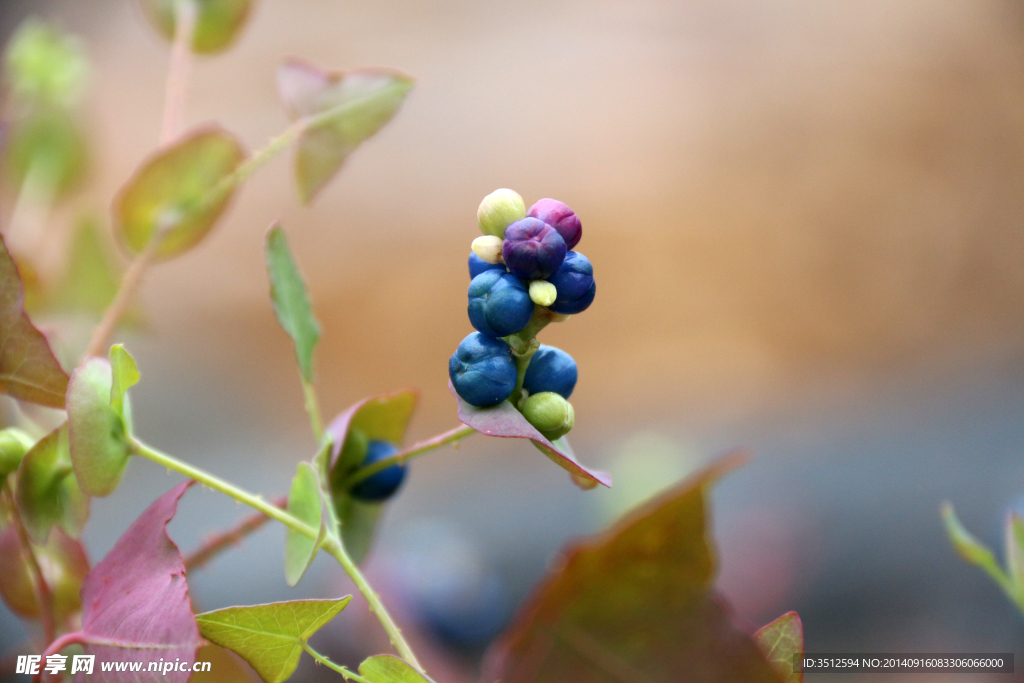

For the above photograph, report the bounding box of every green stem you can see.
[302,379,324,442]
[128,436,422,672]
[342,424,475,488]
[302,643,372,683]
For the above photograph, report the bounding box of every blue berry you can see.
[349,440,407,501]
[468,271,534,337]
[502,218,566,281]
[523,345,577,399]
[547,251,595,314]
[449,332,517,406]
[468,252,505,279]
[528,199,581,250]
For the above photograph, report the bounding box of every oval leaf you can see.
[15,423,89,543]
[284,462,326,587]
[265,224,320,383]
[359,655,435,683]
[73,482,203,682]
[0,235,70,408]
[0,525,89,622]
[483,453,778,683]
[113,126,246,259]
[67,357,131,497]
[137,0,254,54]
[325,389,417,564]
[448,380,610,490]
[44,215,127,319]
[755,611,804,683]
[277,58,413,203]
[197,597,352,683]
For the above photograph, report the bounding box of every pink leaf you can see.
[72,482,202,682]
[448,380,611,490]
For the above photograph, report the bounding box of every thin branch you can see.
[302,643,373,683]
[183,496,287,571]
[342,424,475,488]
[83,237,159,358]
[160,0,197,144]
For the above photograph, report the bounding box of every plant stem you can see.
[2,488,56,646]
[302,379,324,442]
[320,537,422,672]
[183,496,287,572]
[127,436,422,672]
[160,0,196,145]
[301,643,373,683]
[342,424,475,488]
[83,238,160,358]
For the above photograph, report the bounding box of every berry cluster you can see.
[449,189,596,441]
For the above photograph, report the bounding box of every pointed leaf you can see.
[109,343,140,416]
[75,482,203,681]
[284,462,326,587]
[15,424,89,543]
[137,0,254,54]
[755,612,803,683]
[67,357,131,497]
[1007,513,1024,588]
[358,655,435,683]
[0,525,89,622]
[449,380,610,490]
[483,453,779,683]
[113,125,246,259]
[197,597,352,683]
[325,389,417,564]
[265,224,320,383]
[190,644,260,683]
[277,58,413,203]
[0,234,70,407]
[941,502,1011,590]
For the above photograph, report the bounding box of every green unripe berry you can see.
[520,391,574,441]
[477,188,526,238]
[0,428,34,479]
[528,280,557,306]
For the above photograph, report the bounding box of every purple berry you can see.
[502,218,566,281]
[528,199,581,250]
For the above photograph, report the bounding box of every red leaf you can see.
[448,380,610,490]
[70,482,202,682]
[0,235,69,408]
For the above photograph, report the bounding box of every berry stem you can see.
[160,0,197,145]
[183,496,288,571]
[341,424,475,488]
[301,643,373,683]
[127,436,423,672]
[302,379,325,442]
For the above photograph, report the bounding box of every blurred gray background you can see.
[3,1,1024,681]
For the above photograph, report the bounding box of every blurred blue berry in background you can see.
[350,440,407,501]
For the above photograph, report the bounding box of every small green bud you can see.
[4,20,89,109]
[520,391,574,441]
[477,188,526,238]
[529,280,557,307]
[471,235,504,264]
[0,428,34,479]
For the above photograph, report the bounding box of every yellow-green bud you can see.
[0,428,34,479]
[477,188,526,238]
[520,392,574,441]
[529,280,557,307]
[471,235,504,264]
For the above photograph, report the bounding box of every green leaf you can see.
[67,357,131,497]
[0,235,70,408]
[359,655,435,683]
[3,106,88,196]
[484,453,780,683]
[137,0,254,54]
[1006,513,1024,588]
[277,58,413,203]
[0,526,89,622]
[113,125,245,259]
[14,424,89,543]
[197,597,352,683]
[45,215,125,319]
[325,390,417,564]
[109,344,140,417]
[265,225,320,383]
[284,462,326,587]
[941,502,1011,591]
[755,611,804,683]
